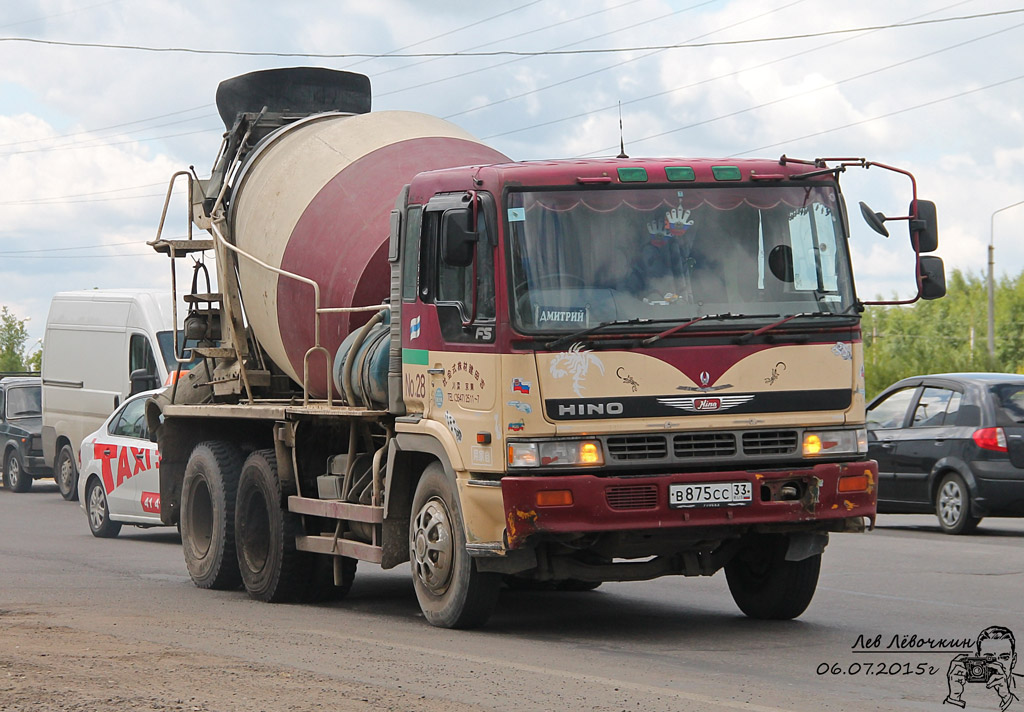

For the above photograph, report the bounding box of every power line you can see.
[0,0,121,30]
[377,0,704,99]
[729,72,1024,158]
[578,7,1022,156]
[2,9,1021,58]
[0,104,214,149]
[0,183,165,205]
[371,0,645,82]
[484,0,974,141]
[0,127,221,157]
[442,0,804,120]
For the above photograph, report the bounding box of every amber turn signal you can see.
[536,489,573,507]
[838,474,870,492]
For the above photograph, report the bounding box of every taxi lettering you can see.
[93,443,159,495]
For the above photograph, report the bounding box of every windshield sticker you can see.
[512,378,531,394]
[831,342,853,360]
[549,343,604,397]
[507,207,526,222]
[507,400,532,414]
[536,306,587,326]
[616,367,640,392]
[443,410,463,443]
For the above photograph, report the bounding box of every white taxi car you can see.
[78,390,164,538]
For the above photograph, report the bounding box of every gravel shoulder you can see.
[0,610,481,712]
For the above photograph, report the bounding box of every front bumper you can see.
[501,460,877,548]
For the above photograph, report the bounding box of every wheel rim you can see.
[8,456,20,488]
[59,452,74,492]
[939,479,963,527]
[411,498,454,595]
[88,484,107,531]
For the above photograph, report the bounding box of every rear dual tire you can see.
[181,441,244,590]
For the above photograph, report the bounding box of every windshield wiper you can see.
[640,313,779,347]
[734,311,850,344]
[543,318,659,351]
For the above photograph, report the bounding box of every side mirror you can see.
[909,199,938,252]
[767,244,794,283]
[918,255,946,300]
[859,201,889,237]
[129,368,159,396]
[441,208,477,267]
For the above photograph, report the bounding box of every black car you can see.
[0,376,52,492]
[866,373,1024,534]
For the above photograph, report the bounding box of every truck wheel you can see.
[4,450,31,493]
[181,441,243,590]
[409,463,500,628]
[235,449,312,603]
[935,472,981,534]
[56,444,79,501]
[725,535,820,620]
[86,477,122,538]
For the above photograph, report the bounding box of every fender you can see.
[929,455,983,512]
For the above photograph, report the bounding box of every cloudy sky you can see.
[1,0,1022,347]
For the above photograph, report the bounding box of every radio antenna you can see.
[617,101,628,159]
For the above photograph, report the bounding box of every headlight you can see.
[507,439,605,468]
[802,428,867,457]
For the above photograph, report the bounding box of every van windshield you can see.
[156,330,199,373]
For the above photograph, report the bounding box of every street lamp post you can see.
[988,200,1024,362]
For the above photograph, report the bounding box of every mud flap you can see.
[785,532,829,562]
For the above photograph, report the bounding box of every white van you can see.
[41,289,190,501]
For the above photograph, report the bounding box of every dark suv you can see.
[0,376,52,492]
[867,373,1024,534]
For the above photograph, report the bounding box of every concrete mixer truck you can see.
[145,67,944,628]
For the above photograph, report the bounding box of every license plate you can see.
[669,481,753,508]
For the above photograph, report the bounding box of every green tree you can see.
[0,306,30,372]
[862,269,1024,399]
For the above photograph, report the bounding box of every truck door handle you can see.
[427,368,444,375]
[880,441,895,450]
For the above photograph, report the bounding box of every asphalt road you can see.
[2,479,1022,712]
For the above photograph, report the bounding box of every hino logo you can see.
[657,394,755,413]
[557,401,624,417]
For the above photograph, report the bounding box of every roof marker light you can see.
[712,165,742,181]
[617,167,648,183]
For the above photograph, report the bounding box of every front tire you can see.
[86,478,121,538]
[725,535,820,620]
[56,443,79,501]
[935,472,981,534]
[180,441,243,590]
[4,450,31,493]
[410,464,500,628]
[235,449,312,603]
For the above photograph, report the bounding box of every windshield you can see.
[156,330,199,373]
[6,386,41,418]
[507,185,855,332]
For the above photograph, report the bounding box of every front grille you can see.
[605,484,659,510]
[607,435,668,461]
[742,430,798,455]
[673,432,736,458]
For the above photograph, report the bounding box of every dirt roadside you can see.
[0,612,483,712]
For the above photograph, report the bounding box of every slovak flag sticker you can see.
[410,316,421,341]
[512,378,531,394]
